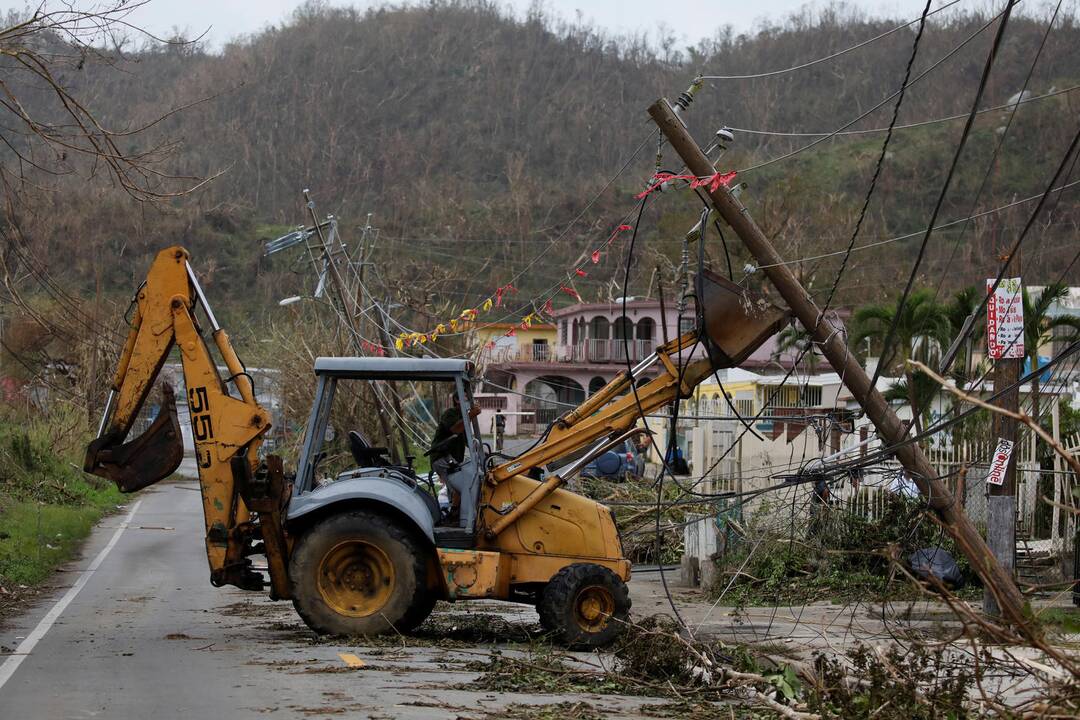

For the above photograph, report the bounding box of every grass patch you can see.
[1038,606,1080,634]
[0,406,124,588]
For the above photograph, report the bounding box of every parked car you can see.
[582,439,646,481]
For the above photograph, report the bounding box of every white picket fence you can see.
[679,424,1079,583]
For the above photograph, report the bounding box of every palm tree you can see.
[1022,282,1080,426]
[852,288,951,434]
[771,322,820,374]
[945,286,985,389]
[884,373,943,436]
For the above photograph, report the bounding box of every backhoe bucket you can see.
[696,267,789,367]
[84,384,184,493]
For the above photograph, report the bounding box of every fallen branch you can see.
[909,360,1080,477]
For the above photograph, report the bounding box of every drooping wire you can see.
[698,0,963,81]
[819,0,934,319]
[736,6,1010,174]
[869,0,1018,396]
[916,0,1064,363]
[730,84,1079,138]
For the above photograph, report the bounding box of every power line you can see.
[699,0,964,81]
[870,0,1018,394]
[730,84,1079,138]
[743,181,1080,274]
[736,6,1010,174]
[819,0,934,318]
[914,0,1065,365]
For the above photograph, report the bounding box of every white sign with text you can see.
[986,277,1024,359]
[985,438,1015,487]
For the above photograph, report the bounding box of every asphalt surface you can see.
[0,479,675,719]
[2,469,1065,717]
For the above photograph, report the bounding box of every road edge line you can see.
[0,499,142,692]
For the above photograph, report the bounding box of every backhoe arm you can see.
[85,246,273,590]
[483,270,787,537]
[491,332,715,484]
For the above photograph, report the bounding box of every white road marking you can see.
[0,500,142,692]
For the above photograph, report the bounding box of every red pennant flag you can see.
[636,172,692,198]
[591,249,600,264]
[636,171,736,198]
[543,299,554,316]
[506,328,516,337]
[560,286,580,300]
[607,224,633,245]
[707,171,737,192]
[575,268,587,277]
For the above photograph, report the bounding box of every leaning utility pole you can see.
[985,249,1021,616]
[301,192,399,461]
[648,99,1027,625]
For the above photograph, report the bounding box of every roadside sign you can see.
[986,278,1024,359]
[985,438,1015,487]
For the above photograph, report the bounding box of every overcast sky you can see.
[109,0,944,49]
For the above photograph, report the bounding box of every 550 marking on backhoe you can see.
[188,386,215,468]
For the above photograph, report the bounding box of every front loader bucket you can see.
[84,384,184,493]
[696,267,789,367]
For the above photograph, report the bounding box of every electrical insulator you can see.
[672,76,704,117]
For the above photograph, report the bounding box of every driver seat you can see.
[348,430,392,468]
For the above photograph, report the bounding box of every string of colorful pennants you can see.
[391,170,735,351]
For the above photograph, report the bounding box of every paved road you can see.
[0,480,674,719]
[3,474,1060,717]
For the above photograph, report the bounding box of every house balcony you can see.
[558,339,654,364]
[517,344,553,363]
[483,339,655,366]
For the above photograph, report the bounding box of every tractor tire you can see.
[289,510,431,636]
[398,589,438,633]
[538,563,631,649]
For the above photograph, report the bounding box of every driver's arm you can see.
[450,406,481,433]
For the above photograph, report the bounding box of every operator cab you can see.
[290,357,486,549]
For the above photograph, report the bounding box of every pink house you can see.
[479,298,793,434]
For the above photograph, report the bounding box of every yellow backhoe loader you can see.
[85,246,785,647]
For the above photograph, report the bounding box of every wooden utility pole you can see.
[303,192,399,461]
[985,250,1020,615]
[648,99,1027,625]
[377,297,414,464]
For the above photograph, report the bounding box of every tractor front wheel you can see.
[538,563,630,649]
[289,510,432,636]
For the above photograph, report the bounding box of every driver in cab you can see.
[427,393,480,522]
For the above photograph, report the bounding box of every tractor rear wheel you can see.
[290,510,431,636]
[538,563,630,649]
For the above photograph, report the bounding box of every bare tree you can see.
[0,2,215,202]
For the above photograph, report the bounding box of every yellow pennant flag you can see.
[482,298,493,312]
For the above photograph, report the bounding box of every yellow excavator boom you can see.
[84,246,273,591]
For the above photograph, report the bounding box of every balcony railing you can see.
[560,339,653,364]
[481,339,654,365]
[518,344,552,363]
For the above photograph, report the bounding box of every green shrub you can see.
[712,494,977,605]
[0,405,124,586]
